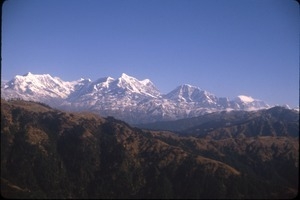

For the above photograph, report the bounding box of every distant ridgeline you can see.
[1,99,298,199]
[136,106,299,138]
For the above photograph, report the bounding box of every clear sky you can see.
[2,0,299,107]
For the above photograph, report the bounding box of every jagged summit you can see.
[164,84,217,104]
[2,72,271,123]
[120,73,134,80]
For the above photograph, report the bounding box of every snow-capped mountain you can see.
[233,95,269,110]
[67,73,160,101]
[2,72,77,105]
[164,84,218,104]
[1,72,271,123]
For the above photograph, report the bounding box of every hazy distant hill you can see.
[1,99,298,199]
[137,106,299,139]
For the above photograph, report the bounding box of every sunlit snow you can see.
[1,72,273,123]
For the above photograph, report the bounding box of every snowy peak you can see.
[8,72,68,92]
[233,95,270,110]
[70,78,92,93]
[2,72,76,102]
[165,84,217,104]
[235,95,255,103]
[94,77,115,88]
[117,73,140,91]
[115,73,160,97]
[66,73,161,101]
[120,73,134,81]
[165,84,199,101]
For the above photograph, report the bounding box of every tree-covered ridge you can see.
[1,99,298,199]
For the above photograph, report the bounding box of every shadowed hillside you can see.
[1,99,298,199]
[137,107,299,139]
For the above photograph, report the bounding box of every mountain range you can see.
[1,72,272,124]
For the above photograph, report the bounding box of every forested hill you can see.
[1,99,298,199]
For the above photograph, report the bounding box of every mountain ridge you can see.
[1,99,298,199]
[136,106,299,139]
[1,72,274,123]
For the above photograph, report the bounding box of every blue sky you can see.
[2,0,299,107]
